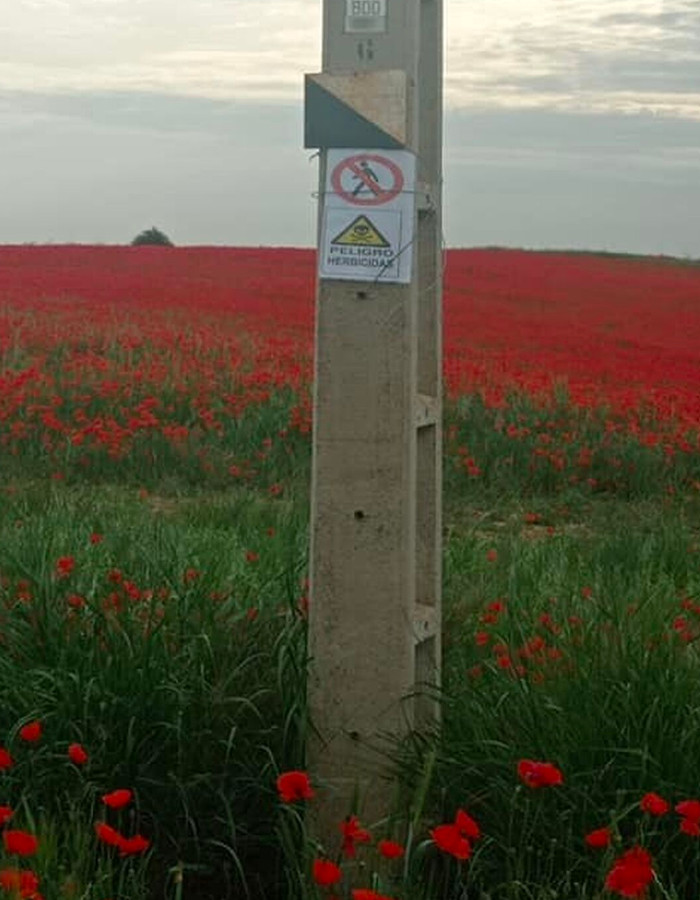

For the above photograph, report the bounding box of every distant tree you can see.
[131,227,174,247]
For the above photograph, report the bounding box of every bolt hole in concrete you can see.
[354,510,365,520]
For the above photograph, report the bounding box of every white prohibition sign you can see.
[330,153,404,207]
[321,149,416,284]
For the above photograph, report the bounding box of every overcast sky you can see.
[2,0,700,254]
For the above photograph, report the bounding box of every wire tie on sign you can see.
[372,233,419,283]
[372,228,447,285]
[316,189,426,199]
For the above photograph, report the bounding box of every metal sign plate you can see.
[320,148,415,283]
[345,0,387,33]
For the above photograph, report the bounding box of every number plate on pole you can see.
[345,0,387,33]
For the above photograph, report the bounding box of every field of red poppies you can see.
[3,245,700,423]
[2,246,699,489]
[1,245,700,900]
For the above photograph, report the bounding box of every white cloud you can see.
[2,0,699,116]
[446,0,700,116]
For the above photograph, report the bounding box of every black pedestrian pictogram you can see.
[352,160,382,197]
[331,153,404,207]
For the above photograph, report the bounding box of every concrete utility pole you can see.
[305,0,443,834]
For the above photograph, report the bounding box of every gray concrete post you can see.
[305,0,443,836]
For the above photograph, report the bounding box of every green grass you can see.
[413,500,700,898]
[0,482,309,899]
[1,394,700,898]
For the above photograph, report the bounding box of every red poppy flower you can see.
[378,839,405,859]
[0,749,13,771]
[55,556,75,578]
[675,799,700,822]
[0,807,13,827]
[454,808,480,840]
[101,789,132,809]
[585,826,612,848]
[640,792,669,816]
[68,743,88,766]
[89,532,104,545]
[118,834,150,856]
[340,816,372,858]
[680,818,700,837]
[276,771,313,803]
[95,822,124,847]
[312,858,342,887]
[0,869,21,892]
[486,549,498,563]
[19,870,39,897]
[0,867,40,899]
[3,830,38,857]
[605,846,654,898]
[19,721,41,743]
[517,759,563,788]
[430,823,471,860]
[351,891,396,900]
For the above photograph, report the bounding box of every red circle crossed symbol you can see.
[331,153,404,207]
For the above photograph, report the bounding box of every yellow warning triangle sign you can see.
[331,215,390,248]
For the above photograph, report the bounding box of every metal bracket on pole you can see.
[415,182,436,213]
[306,0,443,838]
